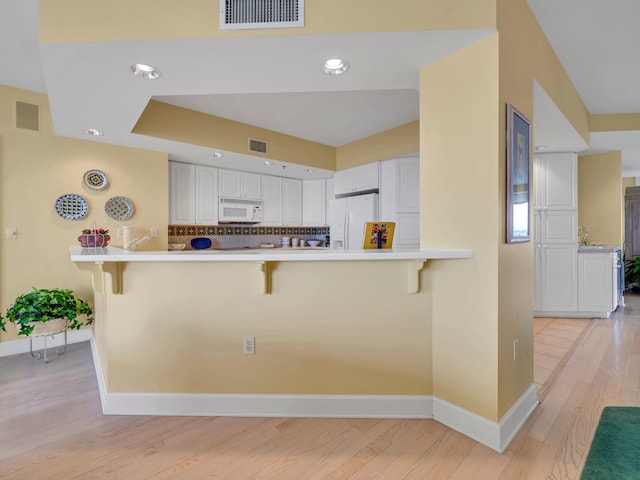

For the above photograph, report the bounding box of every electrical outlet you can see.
[243,336,255,355]
[150,227,158,237]
[513,338,519,361]
[116,227,124,238]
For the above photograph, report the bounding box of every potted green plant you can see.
[0,287,94,336]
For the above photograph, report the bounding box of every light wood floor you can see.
[533,316,594,399]
[2,296,640,480]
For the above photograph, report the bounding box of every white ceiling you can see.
[2,1,640,176]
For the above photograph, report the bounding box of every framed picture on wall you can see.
[506,103,531,243]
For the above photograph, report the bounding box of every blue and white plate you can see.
[55,193,88,220]
[105,196,134,221]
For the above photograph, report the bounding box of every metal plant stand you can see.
[23,318,68,364]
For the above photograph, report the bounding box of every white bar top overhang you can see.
[69,246,473,295]
[69,246,473,263]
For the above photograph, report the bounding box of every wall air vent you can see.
[15,101,39,132]
[248,138,268,155]
[220,0,304,30]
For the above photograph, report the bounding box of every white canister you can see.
[281,236,291,246]
[291,237,299,247]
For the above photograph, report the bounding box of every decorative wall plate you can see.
[83,169,109,190]
[104,196,135,221]
[55,193,89,220]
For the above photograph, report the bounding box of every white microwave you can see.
[218,197,262,223]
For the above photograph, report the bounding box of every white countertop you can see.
[577,245,621,254]
[69,246,473,263]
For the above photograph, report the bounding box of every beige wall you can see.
[0,85,168,342]
[96,261,433,395]
[40,0,497,43]
[421,35,500,420]
[134,101,337,171]
[336,122,419,170]
[578,152,623,247]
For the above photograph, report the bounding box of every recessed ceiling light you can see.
[263,161,273,166]
[212,152,223,158]
[322,58,349,75]
[306,169,313,174]
[84,128,103,136]
[131,63,161,79]
[535,145,548,151]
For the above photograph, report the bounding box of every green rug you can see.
[581,407,640,479]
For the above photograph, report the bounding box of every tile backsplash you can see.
[169,225,330,250]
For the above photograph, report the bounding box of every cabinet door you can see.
[396,157,420,212]
[541,245,577,311]
[533,155,544,209]
[262,176,283,225]
[303,179,326,226]
[283,178,302,226]
[353,162,380,192]
[542,153,577,210]
[578,253,614,313]
[195,166,217,224]
[395,213,420,246]
[219,169,241,197]
[542,210,578,244]
[333,169,353,196]
[242,172,262,199]
[169,162,195,224]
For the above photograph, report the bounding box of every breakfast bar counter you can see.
[70,246,472,295]
[68,244,474,417]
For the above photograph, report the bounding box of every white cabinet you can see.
[262,176,284,225]
[303,179,327,226]
[283,178,302,225]
[540,245,578,312]
[261,176,302,226]
[578,252,617,316]
[169,162,218,225]
[540,153,578,210]
[219,169,261,199]
[396,157,420,212]
[334,162,379,196]
[379,157,420,247]
[170,162,195,224]
[534,153,579,316]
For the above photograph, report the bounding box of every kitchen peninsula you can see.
[70,246,472,418]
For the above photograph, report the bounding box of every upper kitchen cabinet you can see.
[536,153,577,210]
[380,157,420,247]
[334,162,379,196]
[283,178,302,226]
[219,169,261,199]
[261,176,302,226]
[303,179,327,226]
[169,162,218,225]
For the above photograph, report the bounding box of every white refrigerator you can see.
[329,193,378,249]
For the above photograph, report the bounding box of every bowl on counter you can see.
[307,240,323,247]
[190,237,212,250]
[168,243,186,251]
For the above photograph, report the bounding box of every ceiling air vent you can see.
[248,138,268,155]
[220,0,304,30]
[15,101,39,132]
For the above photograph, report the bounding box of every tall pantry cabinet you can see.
[533,153,578,315]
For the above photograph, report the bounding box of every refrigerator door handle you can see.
[345,212,350,249]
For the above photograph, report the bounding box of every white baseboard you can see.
[102,391,434,419]
[433,384,538,452]
[0,328,93,358]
